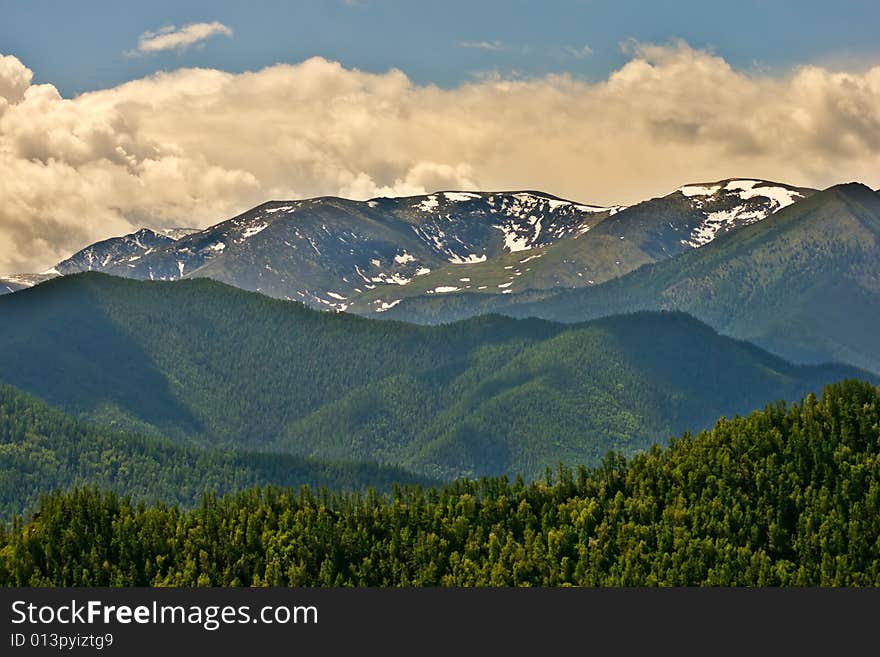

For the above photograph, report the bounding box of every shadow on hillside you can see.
[0,279,203,436]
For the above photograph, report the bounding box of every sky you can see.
[1,0,880,273]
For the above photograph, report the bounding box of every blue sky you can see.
[3,0,880,95]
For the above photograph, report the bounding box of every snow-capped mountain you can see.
[58,191,619,310]
[0,180,817,311]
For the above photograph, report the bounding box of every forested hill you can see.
[0,384,433,519]
[0,273,869,478]
[3,380,878,587]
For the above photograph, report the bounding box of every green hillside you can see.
[281,311,864,479]
[346,230,655,315]
[3,380,878,587]
[0,273,867,478]
[0,384,432,519]
[0,273,560,452]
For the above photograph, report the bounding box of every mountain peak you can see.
[824,181,878,196]
[54,226,189,276]
[816,182,880,220]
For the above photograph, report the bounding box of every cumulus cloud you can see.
[0,54,32,105]
[129,21,232,55]
[1,41,880,273]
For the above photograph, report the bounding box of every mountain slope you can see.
[500,183,880,373]
[0,273,867,478]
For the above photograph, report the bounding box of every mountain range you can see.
[0,273,868,481]
[1,178,808,311]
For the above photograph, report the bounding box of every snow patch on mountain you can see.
[443,192,481,202]
[418,195,439,212]
[688,207,765,246]
[265,205,296,214]
[679,184,722,197]
[494,213,544,252]
[374,299,402,313]
[726,179,804,209]
[156,228,198,240]
[448,253,487,264]
[577,204,623,214]
[241,223,268,239]
[496,223,532,252]
[371,272,411,285]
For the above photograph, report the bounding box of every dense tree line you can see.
[0,385,433,520]
[2,380,878,586]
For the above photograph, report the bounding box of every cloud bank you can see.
[130,22,233,55]
[1,42,879,273]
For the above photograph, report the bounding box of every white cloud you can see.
[1,42,880,273]
[458,40,504,51]
[129,21,233,55]
[564,45,593,60]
